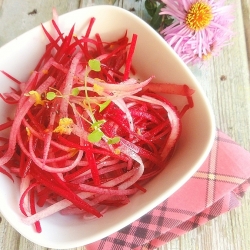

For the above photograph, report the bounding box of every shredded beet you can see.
[0,14,194,232]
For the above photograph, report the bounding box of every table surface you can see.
[0,0,250,250]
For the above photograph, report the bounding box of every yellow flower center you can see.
[186,2,213,31]
[93,83,104,95]
[54,118,74,135]
[27,90,45,106]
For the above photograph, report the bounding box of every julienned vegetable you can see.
[0,15,194,233]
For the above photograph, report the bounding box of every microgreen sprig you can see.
[26,58,120,145]
[46,87,80,101]
[84,59,120,144]
[87,119,120,144]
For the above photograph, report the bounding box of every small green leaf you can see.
[108,136,120,145]
[88,129,104,143]
[145,0,158,17]
[88,59,101,72]
[91,119,105,129]
[162,14,174,29]
[150,3,165,30]
[46,92,56,100]
[146,1,174,32]
[98,100,111,112]
[71,87,80,96]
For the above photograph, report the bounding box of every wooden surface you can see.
[0,0,250,249]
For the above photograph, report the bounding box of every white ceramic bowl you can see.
[0,5,215,249]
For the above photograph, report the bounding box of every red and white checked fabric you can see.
[86,130,250,250]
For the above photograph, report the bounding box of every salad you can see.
[0,13,194,232]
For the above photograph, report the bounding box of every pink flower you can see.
[160,0,234,64]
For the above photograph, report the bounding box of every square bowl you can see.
[0,5,215,249]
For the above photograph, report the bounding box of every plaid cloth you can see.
[86,130,250,250]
